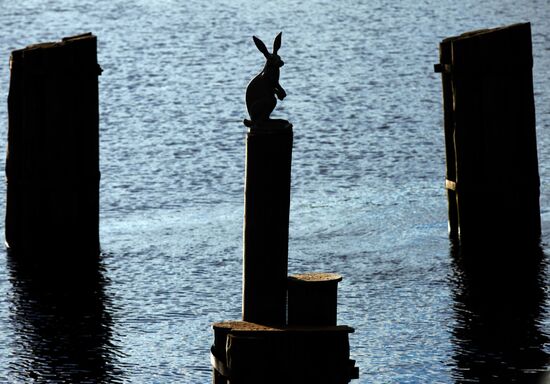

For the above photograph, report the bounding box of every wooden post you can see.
[287,273,342,326]
[242,121,293,325]
[5,33,101,257]
[435,23,540,246]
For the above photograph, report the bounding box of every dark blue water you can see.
[0,0,549,382]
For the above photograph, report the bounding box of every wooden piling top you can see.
[439,23,533,75]
[10,33,102,77]
[246,119,293,134]
[212,320,354,334]
[13,33,96,54]
[441,22,530,43]
[288,272,342,284]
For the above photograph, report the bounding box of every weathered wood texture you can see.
[5,33,101,257]
[436,23,540,246]
[242,122,293,325]
[212,321,358,384]
[437,38,459,241]
[287,273,342,326]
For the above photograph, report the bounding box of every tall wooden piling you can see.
[435,23,540,246]
[242,121,293,325]
[5,33,101,256]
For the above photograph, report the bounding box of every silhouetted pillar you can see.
[435,23,540,246]
[5,33,101,256]
[242,121,293,325]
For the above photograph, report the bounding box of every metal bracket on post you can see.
[434,63,452,73]
[445,179,457,191]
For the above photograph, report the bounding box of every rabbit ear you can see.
[253,36,270,59]
[273,32,282,54]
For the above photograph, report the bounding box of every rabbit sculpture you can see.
[244,32,287,128]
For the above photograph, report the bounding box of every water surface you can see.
[0,0,549,382]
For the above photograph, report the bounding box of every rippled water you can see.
[0,0,549,382]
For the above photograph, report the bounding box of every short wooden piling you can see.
[435,23,541,246]
[242,121,293,325]
[287,273,342,326]
[5,33,102,257]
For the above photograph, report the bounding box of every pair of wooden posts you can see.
[211,123,359,383]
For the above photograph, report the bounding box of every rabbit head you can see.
[253,32,284,68]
